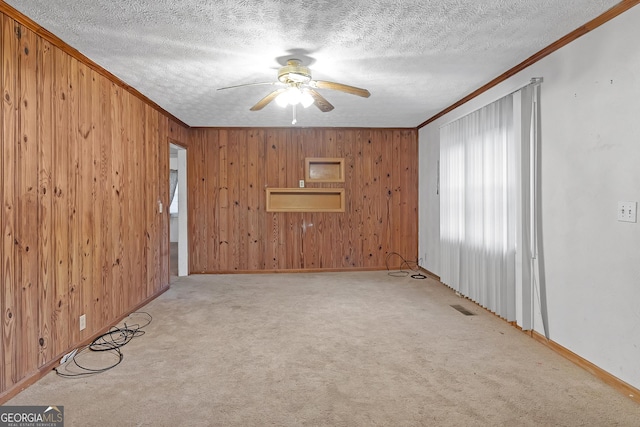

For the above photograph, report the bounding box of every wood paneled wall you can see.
[185,128,418,272]
[0,14,180,400]
[0,2,418,402]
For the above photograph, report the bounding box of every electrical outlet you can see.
[79,314,86,331]
[617,201,637,223]
[299,180,305,188]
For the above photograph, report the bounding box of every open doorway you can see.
[169,143,188,277]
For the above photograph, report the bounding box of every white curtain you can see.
[440,95,516,320]
[518,83,547,334]
[169,169,178,207]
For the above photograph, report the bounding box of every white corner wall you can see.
[418,5,640,389]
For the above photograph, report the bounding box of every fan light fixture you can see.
[217,58,371,125]
[275,87,314,108]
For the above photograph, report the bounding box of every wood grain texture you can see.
[158,115,170,290]
[0,9,183,401]
[183,128,418,272]
[2,14,18,391]
[98,75,112,327]
[77,62,93,339]
[16,21,39,383]
[51,47,71,358]
[37,37,53,366]
[0,13,5,391]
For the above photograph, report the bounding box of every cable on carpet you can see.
[54,311,152,378]
[385,252,427,279]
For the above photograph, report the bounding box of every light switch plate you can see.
[617,201,637,223]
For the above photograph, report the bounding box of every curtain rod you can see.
[438,77,544,129]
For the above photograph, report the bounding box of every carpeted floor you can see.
[6,270,640,426]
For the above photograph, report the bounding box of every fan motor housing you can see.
[278,59,312,84]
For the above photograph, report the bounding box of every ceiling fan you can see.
[217,59,371,118]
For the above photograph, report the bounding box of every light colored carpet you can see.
[7,271,640,426]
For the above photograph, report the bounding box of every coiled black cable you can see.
[385,252,427,279]
[55,312,152,378]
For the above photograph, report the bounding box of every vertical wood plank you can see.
[0,12,5,390]
[110,82,125,320]
[192,129,207,271]
[341,129,356,267]
[37,38,53,366]
[2,14,18,390]
[264,130,279,269]
[362,129,376,267]
[67,56,81,344]
[90,69,104,330]
[246,129,261,270]
[235,130,248,270]
[122,92,135,309]
[334,130,347,268]
[206,130,219,271]
[129,97,144,308]
[288,130,302,269]
[16,22,39,381]
[277,130,288,270]
[353,129,365,267]
[76,62,93,336]
[217,130,228,270]
[390,130,404,266]
[159,116,170,286]
[185,130,198,271]
[51,47,70,357]
[229,129,244,270]
[120,91,132,308]
[370,129,384,265]
[380,129,394,262]
[144,104,160,296]
[98,75,112,324]
[321,129,338,268]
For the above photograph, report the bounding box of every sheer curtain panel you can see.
[440,95,516,320]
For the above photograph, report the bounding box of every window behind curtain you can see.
[440,95,516,320]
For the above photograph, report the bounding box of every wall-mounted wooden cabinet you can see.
[305,157,345,182]
[266,188,345,212]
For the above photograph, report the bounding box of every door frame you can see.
[169,141,188,277]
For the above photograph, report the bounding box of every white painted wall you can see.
[418,5,640,389]
[418,127,439,273]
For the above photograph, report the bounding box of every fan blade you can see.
[307,89,334,112]
[218,81,280,91]
[250,88,287,111]
[311,80,370,98]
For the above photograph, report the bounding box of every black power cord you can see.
[55,346,124,378]
[55,312,152,378]
[385,252,427,279]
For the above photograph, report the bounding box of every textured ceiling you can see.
[4,0,622,128]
